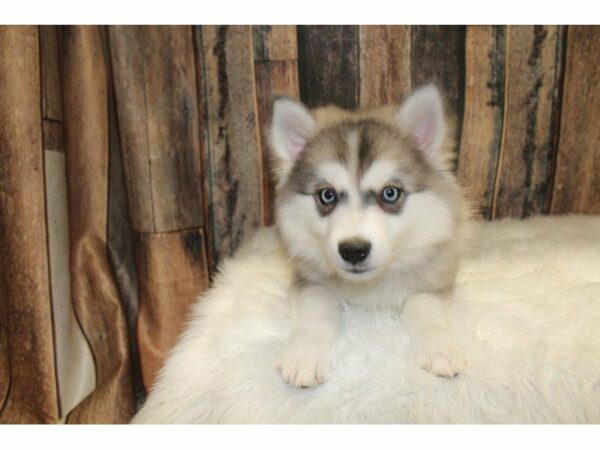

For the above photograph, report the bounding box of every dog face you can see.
[270,85,460,283]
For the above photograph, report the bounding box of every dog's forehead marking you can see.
[314,122,407,195]
[356,120,402,175]
[346,129,360,179]
[359,158,402,191]
[287,118,428,198]
[318,161,353,191]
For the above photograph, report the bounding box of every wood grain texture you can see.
[411,26,466,150]
[253,25,297,61]
[457,26,506,219]
[297,25,359,109]
[359,25,412,107]
[107,109,146,406]
[493,26,565,219]
[253,25,299,225]
[0,26,59,424]
[551,26,600,215]
[59,25,134,423]
[0,253,6,411]
[42,120,65,153]
[0,324,7,416]
[101,26,146,407]
[198,26,263,267]
[109,26,205,233]
[135,229,209,388]
[41,26,66,156]
[40,26,63,122]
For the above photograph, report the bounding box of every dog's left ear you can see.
[396,84,448,168]
[269,97,316,162]
[269,97,317,185]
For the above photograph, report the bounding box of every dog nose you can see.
[338,240,371,265]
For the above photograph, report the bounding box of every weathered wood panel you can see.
[107,110,146,405]
[59,25,134,423]
[109,26,205,233]
[411,26,466,150]
[42,120,65,153]
[0,26,59,424]
[0,255,5,411]
[101,26,146,406]
[457,26,506,219]
[40,25,63,122]
[493,26,565,219]
[253,26,300,225]
[359,25,412,107]
[253,25,297,61]
[0,324,8,416]
[552,26,600,215]
[135,229,209,388]
[40,26,66,157]
[198,25,263,267]
[110,26,211,395]
[297,26,359,109]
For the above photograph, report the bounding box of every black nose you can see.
[338,240,371,265]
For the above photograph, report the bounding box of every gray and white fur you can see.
[270,85,470,387]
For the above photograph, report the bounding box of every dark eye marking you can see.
[317,188,337,206]
[381,186,402,204]
[314,187,338,216]
[376,185,406,214]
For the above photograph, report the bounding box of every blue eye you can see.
[381,186,401,203]
[318,188,337,206]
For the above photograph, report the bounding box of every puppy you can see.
[271,85,469,388]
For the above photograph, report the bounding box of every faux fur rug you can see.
[133,215,600,424]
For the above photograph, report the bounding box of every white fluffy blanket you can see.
[133,215,600,424]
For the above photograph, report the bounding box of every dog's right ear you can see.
[269,97,316,166]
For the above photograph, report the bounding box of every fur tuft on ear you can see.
[269,97,316,164]
[396,84,447,163]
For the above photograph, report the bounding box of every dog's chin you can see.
[335,265,379,282]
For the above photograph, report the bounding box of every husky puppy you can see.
[271,85,469,388]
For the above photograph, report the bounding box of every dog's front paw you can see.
[411,327,466,378]
[277,333,332,388]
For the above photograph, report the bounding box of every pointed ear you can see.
[269,97,316,164]
[396,84,446,159]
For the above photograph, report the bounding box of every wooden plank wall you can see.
[109,26,210,390]
[253,26,299,225]
[552,26,600,214]
[196,26,263,268]
[0,26,59,424]
[110,24,597,388]
[295,25,599,220]
[493,26,564,218]
[100,24,597,278]
[457,26,506,219]
[1,25,600,423]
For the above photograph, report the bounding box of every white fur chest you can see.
[326,276,408,310]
